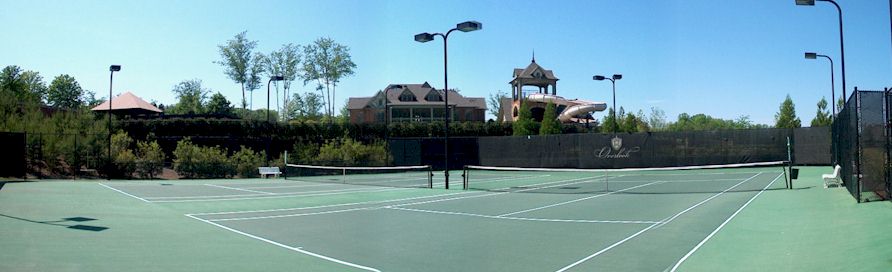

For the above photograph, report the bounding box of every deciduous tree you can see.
[302,37,356,118]
[216,31,262,110]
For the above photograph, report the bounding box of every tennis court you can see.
[94,163,789,271]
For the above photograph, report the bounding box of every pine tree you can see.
[775,94,801,128]
[810,97,832,127]
[512,100,537,136]
[600,107,620,133]
[539,102,561,135]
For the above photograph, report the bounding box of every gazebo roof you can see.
[511,58,558,81]
[91,91,162,113]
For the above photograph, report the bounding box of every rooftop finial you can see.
[532,49,536,63]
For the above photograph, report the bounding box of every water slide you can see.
[526,93,607,123]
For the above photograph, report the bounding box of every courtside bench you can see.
[258,167,281,178]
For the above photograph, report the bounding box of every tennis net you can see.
[462,161,789,194]
[285,164,433,188]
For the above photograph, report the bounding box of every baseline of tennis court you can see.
[151,167,787,272]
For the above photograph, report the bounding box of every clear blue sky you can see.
[3,0,891,125]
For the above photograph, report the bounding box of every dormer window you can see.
[399,90,417,102]
[532,70,544,79]
[425,91,443,102]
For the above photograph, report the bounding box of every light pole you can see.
[107,65,121,179]
[805,52,836,119]
[797,0,847,102]
[415,21,482,189]
[267,76,285,123]
[383,85,403,141]
[593,74,622,134]
[266,75,284,166]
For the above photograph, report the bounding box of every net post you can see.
[283,151,288,179]
[428,165,433,189]
[783,164,789,190]
[462,166,467,190]
[786,136,793,189]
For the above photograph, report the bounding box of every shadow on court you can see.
[0,214,108,232]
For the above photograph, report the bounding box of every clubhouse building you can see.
[347,82,486,124]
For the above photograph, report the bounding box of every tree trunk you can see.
[240,82,246,110]
[332,83,336,119]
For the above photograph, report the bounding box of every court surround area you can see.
[3,166,889,271]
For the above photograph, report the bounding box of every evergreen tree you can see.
[600,107,619,133]
[512,100,536,136]
[810,97,832,127]
[774,94,801,128]
[836,96,845,113]
[539,102,561,135]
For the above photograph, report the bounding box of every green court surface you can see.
[0,166,889,271]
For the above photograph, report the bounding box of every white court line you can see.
[205,184,274,195]
[497,180,668,217]
[554,172,766,272]
[205,175,606,220]
[189,191,476,216]
[98,183,151,203]
[184,214,380,272]
[668,172,783,272]
[387,207,659,224]
[463,174,551,185]
[605,178,743,183]
[208,206,373,222]
[238,182,341,189]
[653,173,764,229]
[555,223,660,272]
[145,186,390,200]
[150,187,409,203]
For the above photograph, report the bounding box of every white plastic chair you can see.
[822,165,842,188]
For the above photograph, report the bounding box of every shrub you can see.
[232,146,264,178]
[135,140,164,179]
[289,140,319,164]
[316,137,391,166]
[173,138,234,178]
[110,131,136,178]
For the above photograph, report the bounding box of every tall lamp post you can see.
[107,65,121,180]
[266,75,284,165]
[593,74,622,134]
[804,52,836,119]
[796,0,847,102]
[383,85,403,141]
[267,76,285,123]
[414,20,482,189]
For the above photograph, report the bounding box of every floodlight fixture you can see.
[456,21,482,32]
[414,33,434,43]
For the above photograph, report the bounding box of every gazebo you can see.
[91,91,162,116]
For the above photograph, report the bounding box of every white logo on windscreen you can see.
[597,136,640,159]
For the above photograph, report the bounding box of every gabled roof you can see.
[347,82,487,110]
[512,59,558,81]
[91,91,162,113]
